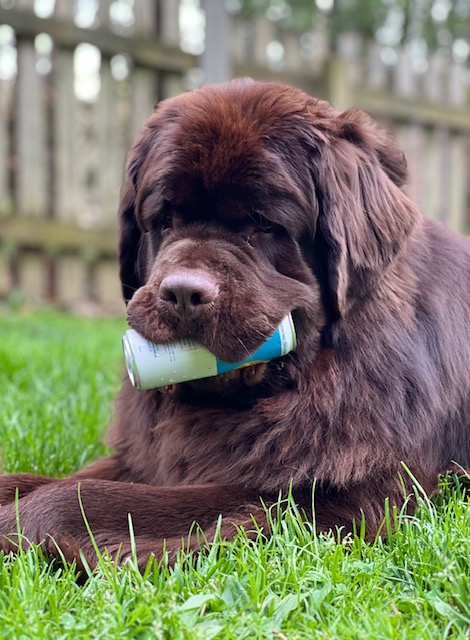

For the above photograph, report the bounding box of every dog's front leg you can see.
[0,455,132,506]
[0,479,267,570]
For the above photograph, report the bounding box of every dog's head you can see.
[119,80,419,387]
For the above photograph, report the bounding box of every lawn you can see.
[0,310,469,639]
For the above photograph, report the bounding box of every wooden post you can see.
[55,255,87,308]
[200,0,232,83]
[18,251,47,301]
[53,49,87,223]
[97,59,124,224]
[0,248,9,296]
[159,0,185,97]
[94,259,123,312]
[447,133,467,232]
[326,56,351,110]
[131,67,158,138]
[0,79,13,214]
[15,40,48,217]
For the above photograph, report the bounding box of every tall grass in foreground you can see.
[0,310,469,639]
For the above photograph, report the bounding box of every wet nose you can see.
[159,270,219,321]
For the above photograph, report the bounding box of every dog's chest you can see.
[127,389,327,492]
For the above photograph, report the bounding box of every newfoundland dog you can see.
[1,79,469,570]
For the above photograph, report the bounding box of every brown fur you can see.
[1,80,469,571]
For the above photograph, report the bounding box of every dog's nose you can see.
[159,270,219,321]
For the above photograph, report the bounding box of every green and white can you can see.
[122,314,296,390]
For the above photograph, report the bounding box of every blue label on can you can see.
[215,320,291,374]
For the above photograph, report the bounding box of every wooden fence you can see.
[0,2,469,313]
[0,0,192,313]
[231,18,470,231]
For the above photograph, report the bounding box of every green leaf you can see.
[179,593,223,612]
[270,594,300,628]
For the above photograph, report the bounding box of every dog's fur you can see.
[1,80,469,570]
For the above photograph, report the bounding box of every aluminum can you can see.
[122,314,296,390]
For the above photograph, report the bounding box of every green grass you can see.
[0,310,469,639]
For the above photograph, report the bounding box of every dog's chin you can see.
[159,362,269,398]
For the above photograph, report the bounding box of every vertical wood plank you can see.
[200,0,232,83]
[134,0,157,36]
[97,60,127,224]
[393,46,416,99]
[283,32,300,75]
[130,67,157,140]
[53,49,87,223]
[446,134,467,231]
[15,40,48,217]
[55,255,87,307]
[423,52,445,103]
[97,0,113,29]
[159,0,180,47]
[448,63,466,108]
[159,0,184,98]
[423,128,443,220]
[231,16,250,66]
[252,15,273,68]
[94,259,123,312]
[394,124,426,211]
[0,79,13,214]
[436,127,451,223]
[0,249,9,296]
[367,42,387,90]
[18,252,46,300]
[337,32,363,88]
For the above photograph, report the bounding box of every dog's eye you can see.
[161,213,173,234]
[252,220,274,236]
[248,213,274,235]
[258,221,274,234]
[242,221,274,246]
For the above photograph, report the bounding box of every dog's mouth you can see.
[159,361,269,397]
[159,355,297,408]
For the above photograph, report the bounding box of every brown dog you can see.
[1,79,469,570]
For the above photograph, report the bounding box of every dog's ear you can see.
[118,177,144,304]
[309,108,420,318]
[118,127,156,304]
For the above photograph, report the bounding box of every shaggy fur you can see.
[1,79,469,570]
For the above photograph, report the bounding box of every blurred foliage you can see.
[239,0,470,59]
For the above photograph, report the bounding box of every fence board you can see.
[394,46,417,99]
[94,259,123,312]
[130,67,157,139]
[0,80,13,214]
[15,40,48,218]
[134,0,158,36]
[0,250,9,296]
[53,49,88,224]
[18,252,47,300]
[159,0,180,47]
[159,0,185,97]
[447,134,468,231]
[397,124,427,212]
[97,0,113,29]
[97,60,126,224]
[424,128,444,220]
[55,255,87,307]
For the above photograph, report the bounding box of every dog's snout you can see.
[159,270,219,321]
